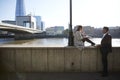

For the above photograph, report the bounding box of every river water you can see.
[0,38,120,47]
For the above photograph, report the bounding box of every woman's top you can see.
[74,31,84,47]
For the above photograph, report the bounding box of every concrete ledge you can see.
[0,47,120,72]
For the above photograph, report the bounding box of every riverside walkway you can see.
[1,72,120,80]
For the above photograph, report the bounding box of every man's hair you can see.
[103,27,109,32]
[76,25,82,31]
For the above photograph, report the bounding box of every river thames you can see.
[0,38,120,47]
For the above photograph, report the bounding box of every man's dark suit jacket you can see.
[100,33,112,53]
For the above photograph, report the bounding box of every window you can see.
[23,21,31,28]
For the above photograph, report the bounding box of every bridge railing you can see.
[0,23,42,33]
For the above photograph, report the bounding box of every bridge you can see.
[0,23,43,39]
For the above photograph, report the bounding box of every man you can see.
[99,27,112,77]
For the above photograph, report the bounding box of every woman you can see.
[74,25,95,47]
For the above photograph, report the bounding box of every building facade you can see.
[46,26,64,35]
[73,26,94,37]
[83,26,94,37]
[41,21,45,31]
[16,16,37,29]
[34,16,42,30]
[2,20,16,25]
[1,0,44,31]
[15,0,26,19]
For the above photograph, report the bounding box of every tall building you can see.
[41,21,45,31]
[15,0,37,29]
[34,16,45,30]
[34,16,42,30]
[15,0,26,19]
[2,0,44,30]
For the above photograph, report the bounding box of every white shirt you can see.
[102,32,108,39]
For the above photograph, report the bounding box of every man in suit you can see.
[99,27,112,77]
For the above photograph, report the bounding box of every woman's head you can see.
[76,25,83,31]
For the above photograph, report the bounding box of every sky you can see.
[0,0,120,29]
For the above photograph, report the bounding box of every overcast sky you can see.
[0,0,120,28]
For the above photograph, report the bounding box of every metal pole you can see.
[68,0,74,46]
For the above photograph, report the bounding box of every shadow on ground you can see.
[0,72,120,80]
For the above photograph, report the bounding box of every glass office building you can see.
[15,0,26,18]
[34,16,42,30]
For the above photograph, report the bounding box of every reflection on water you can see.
[0,38,120,47]
[0,38,68,47]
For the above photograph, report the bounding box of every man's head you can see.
[102,27,109,34]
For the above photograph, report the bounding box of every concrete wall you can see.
[0,47,120,72]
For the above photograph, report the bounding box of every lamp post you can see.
[68,0,74,46]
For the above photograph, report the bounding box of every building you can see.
[2,20,16,25]
[15,0,37,29]
[1,0,44,31]
[109,26,120,38]
[41,21,45,31]
[46,27,55,35]
[16,16,37,29]
[2,0,26,25]
[15,0,26,19]
[46,26,64,35]
[34,16,42,30]
[83,26,94,37]
[73,26,94,37]
[34,16,45,31]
